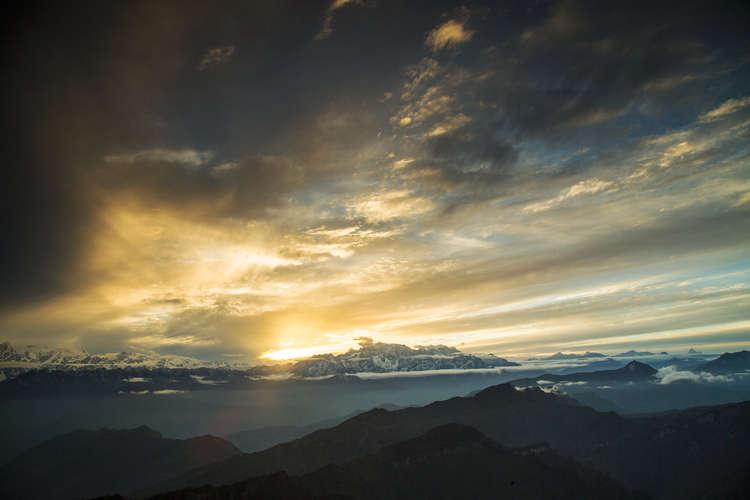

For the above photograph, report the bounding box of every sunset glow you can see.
[1,0,748,361]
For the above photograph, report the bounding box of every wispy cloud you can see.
[197,44,235,70]
[522,179,616,214]
[104,149,215,167]
[699,96,750,122]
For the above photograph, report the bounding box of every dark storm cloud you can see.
[395,0,750,194]
[0,0,329,307]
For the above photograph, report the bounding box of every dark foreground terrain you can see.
[2,382,749,500]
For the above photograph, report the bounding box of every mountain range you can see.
[527,350,670,361]
[127,425,648,500]
[612,350,669,358]
[248,341,519,378]
[0,342,241,372]
[1,379,748,499]
[0,341,518,382]
[509,360,659,388]
[527,351,606,361]
[130,383,750,500]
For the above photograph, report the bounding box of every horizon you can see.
[0,336,732,365]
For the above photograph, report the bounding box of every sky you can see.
[1,0,749,362]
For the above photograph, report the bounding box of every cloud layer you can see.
[1,0,749,361]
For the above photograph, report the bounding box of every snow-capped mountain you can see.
[1,340,518,382]
[250,341,519,378]
[0,342,240,369]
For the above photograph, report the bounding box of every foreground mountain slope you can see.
[133,425,646,500]
[585,400,750,500]
[135,384,631,496]
[0,426,241,500]
[294,424,647,500]
[137,384,750,500]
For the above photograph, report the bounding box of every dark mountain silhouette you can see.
[224,405,409,454]
[567,391,633,414]
[0,366,259,397]
[133,384,632,497]
[0,426,241,500]
[0,392,338,466]
[125,425,647,500]
[583,400,750,500]
[292,424,647,500]
[136,383,750,500]
[693,350,750,375]
[223,411,366,454]
[509,360,658,387]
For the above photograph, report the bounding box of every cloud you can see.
[346,190,435,223]
[523,179,616,214]
[104,149,215,168]
[2,0,750,363]
[196,44,235,70]
[426,19,475,53]
[699,96,750,122]
[355,336,375,346]
[654,365,734,384]
[315,0,374,40]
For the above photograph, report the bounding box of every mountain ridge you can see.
[0,340,519,385]
[134,388,750,500]
[0,426,241,500]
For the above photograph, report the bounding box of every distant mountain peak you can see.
[620,360,657,375]
[265,340,520,378]
[473,382,523,402]
[613,350,668,357]
[693,350,750,375]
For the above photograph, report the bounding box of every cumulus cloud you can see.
[654,365,734,384]
[197,44,235,70]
